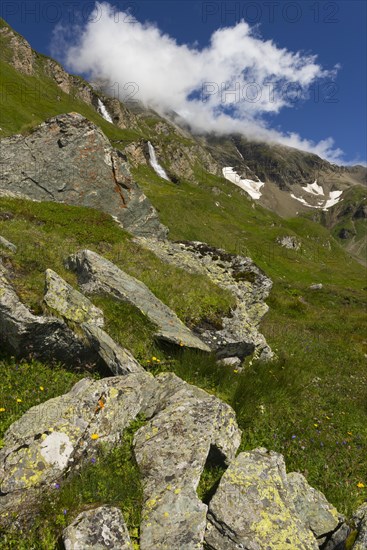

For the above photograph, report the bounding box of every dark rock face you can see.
[0,113,167,238]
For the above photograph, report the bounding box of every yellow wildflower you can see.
[357,482,365,488]
[16,398,22,403]
[0,408,5,412]
[91,433,99,440]
[39,386,44,391]
[314,423,318,428]
[233,369,238,374]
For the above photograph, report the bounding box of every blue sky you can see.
[2,1,366,164]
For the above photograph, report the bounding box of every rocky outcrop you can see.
[0,113,167,238]
[205,449,318,549]
[135,238,273,360]
[63,506,133,550]
[67,249,210,353]
[0,372,156,527]
[134,373,241,549]
[0,263,95,364]
[0,23,35,75]
[43,268,104,327]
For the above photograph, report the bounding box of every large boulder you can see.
[63,506,132,550]
[134,373,241,550]
[205,448,319,549]
[0,113,167,238]
[0,372,156,527]
[67,249,210,353]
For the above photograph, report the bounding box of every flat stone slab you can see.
[205,448,319,550]
[67,249,210,353]
[63,506,132,550]
[134,373,241,550]
[0,372,156,496]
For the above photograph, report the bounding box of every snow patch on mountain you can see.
[222,167,264,200]
[148,142,170,180]
[302,180,324,196]
[97,99,113,123]
[291,188,343,211]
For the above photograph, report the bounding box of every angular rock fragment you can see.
[67,249,210,353]
[0,235,17,252]
[44,268,104,327]
[134,373,241,550]
[205,448,319,550]
[287,472,344,546]
[82,322,145,375]
[63,506,132,550]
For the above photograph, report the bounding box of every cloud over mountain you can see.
[52,1,343,162]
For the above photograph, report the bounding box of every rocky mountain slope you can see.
[0,17,366,550]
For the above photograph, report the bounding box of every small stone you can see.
[0,236,17,253]
[310,283,323,290]
[63,506,132,549]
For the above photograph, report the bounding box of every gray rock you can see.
[219,357,242,368]
[287,472,342,542]
[67,249,210,353]
[352,503,367,550]
[43,269,104,327]
[63,506,132,550]
[82,322,146,375]
[0,236,17,252]
[310,283,323,290]
[0,113,167,239]
[0,264,95,365]
[276,235,301,250]
[205,448,318,550]
[135,238,273,360]
[134,373,241,550]
[0,372,155,497]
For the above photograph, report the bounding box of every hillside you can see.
[0,18,366,550]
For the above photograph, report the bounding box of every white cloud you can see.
[52,1,344,163]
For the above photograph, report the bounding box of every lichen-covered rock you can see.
[0,373,155,498]
[0,264,94,364]
[135,238,273,360]
[0,235,17,252]
[43,269,104,327]
[352,503,367,550]
[205,448,318,550]
[82,322,146,375]
[287,472,343,545]
[134,373,241,550]
[63,506,132,550]
[0,113,167,238]
[67,249,210,353]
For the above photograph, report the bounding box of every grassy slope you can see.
[0,28,366,545]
